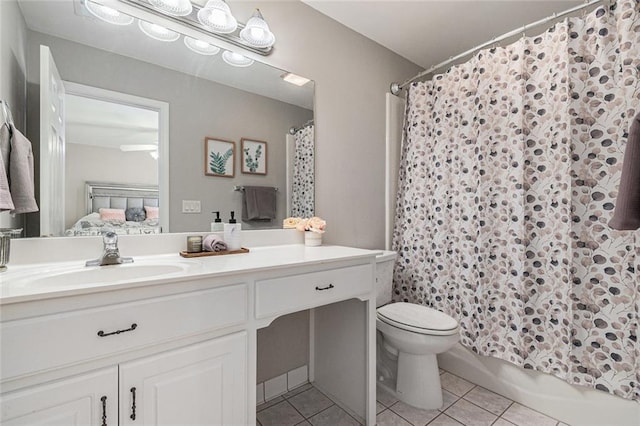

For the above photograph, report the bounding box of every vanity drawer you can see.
[255,264,372,319]
[1,284,247,380]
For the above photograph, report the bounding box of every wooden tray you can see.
[179,248,250,258]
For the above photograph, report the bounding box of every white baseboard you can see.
[257,364,309,405]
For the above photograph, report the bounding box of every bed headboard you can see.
[85,181,159,215]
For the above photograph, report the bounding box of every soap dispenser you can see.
[223,211,242,251]
[210,211,224,232]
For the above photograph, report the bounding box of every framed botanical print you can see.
[241,138,267,175]
[205,137,235,178]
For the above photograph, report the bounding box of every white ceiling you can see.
[303,0,583,70]
[65,94,159,149]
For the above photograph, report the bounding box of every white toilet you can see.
[375,251,459,410]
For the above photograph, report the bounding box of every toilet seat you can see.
[377,302,458,336]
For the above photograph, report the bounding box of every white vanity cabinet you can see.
[0,244,378,425]
[0,367,118,426]
[119,332,246,425]
[1,334,246,426]
[1,282,248,426]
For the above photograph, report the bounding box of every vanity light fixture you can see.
[197,0,238,34]
[117,0,275,55]
[222,51,254,67]
[184,36,221,55]
[85,0,134,25]
[138,19,180,41]
[281,72,311,87]
[148,0,192,17]
[239,9,275,49]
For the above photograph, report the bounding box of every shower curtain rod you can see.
[390,0,607,95]
[288,119,314,135]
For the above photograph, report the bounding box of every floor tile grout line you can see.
[282,383,313,401]
[301,401,336,422]
[491,401,516,425]
[387,401,437,426]
[427,412,460,426]
[498,400,563,425]
[265,398,306,425]
[309,386,365,425]
[459,392,511,418]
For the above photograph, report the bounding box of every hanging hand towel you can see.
[7,124,38,214]
[609,112,640,230]
[241,186,276,222]
[0,124,15,211]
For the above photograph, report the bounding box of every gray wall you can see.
[65,144,158,229]
[249,1,422,249]
[26,31,312,233]
[0,0,28,230]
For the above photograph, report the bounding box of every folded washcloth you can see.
[203,234,228,252]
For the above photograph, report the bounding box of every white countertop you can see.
[0,244,378,305]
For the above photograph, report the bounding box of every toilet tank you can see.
[376,250,397,307]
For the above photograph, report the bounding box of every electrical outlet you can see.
[182,200,201,213]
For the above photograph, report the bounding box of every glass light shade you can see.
[222,51,254,67]
[239,9,275,48]
[184,37,220,55]
[85,0,134,25]
[149,0,192,17]
[138,20,180,42]
[197,0,237,34]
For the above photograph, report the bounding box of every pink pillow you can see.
[145,206,159,219]
[99,208,125,222]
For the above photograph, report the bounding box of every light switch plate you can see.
[182,200,201,213]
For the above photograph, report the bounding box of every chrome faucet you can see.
[86,231,134,266]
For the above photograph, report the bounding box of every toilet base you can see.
[396,352,443,410]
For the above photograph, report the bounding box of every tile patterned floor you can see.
[256,370,566,426]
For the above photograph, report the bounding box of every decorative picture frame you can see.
[204,137,235,178]
[241,138,268,175]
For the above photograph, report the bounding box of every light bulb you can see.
[222,50,254,67]
[138,20,180,42]
[250,27,265,39]
[239,9,275,48]
[184,36,221,55]
[210,9,226,26]
[150,23,167,34]
[98,5,119,17]
[149,0,192,16]
[85,0,134,25]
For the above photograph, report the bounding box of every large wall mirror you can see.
[12,0,314,237]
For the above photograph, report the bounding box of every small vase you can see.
[304,231,322,247]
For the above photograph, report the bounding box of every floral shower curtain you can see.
[392,0,639,401]
[290,124,315,218]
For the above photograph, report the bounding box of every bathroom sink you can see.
[13,260,198,289]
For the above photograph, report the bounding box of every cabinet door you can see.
[119,332,247,426]
[0,367,118,426]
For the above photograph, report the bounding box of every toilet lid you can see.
[377,302,458,335]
